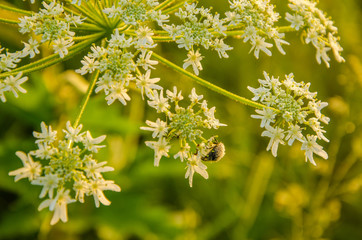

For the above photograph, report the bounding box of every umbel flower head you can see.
[285,0,344,67]
[9,121,120,225]
[141,87,226,187]
[248,72,329,165]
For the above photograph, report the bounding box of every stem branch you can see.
[152,53,276,111]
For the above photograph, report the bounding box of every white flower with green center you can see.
[262,125,285,157]
[2,72,28,99]
[136,70,162,99]
[105,82,131,105]
[285,12,305,30]
[185,154,209,187]
[145,137,171,166]
[136,51,158,70]
[249,35,273,59]
[76,56,99,75]
[141,118,168,138]
[63,121,85,143]
[301,135,328,166]
[90,179,121,208]
[33,122,57,144]
[38,188,76,225]
[9,151,42,182]
[9,121,120,225]
[53,38,74,58]
[22,38,40,58]
[249,72,329,164]
[251,108,276,128]
[147,90,170,113]
[32,173,61,198]
[183,50,204,75]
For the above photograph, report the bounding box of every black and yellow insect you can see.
[201,141,225,162]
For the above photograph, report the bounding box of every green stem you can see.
[0,33,104,78]
[0,3,32,16]
[162,0,190,14]
[0,18,19,25]
[73,70,100,128]
[152,53,276,111]
[154,0,175,11]
[65,0,104,27]
[277,26,296,33]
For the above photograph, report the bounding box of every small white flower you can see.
[328,33,345,63]
[285,124,304,146]
[185,154,208,187]
[145,138,171,166]
[30,143,57,160]
[261,125,285,157]
[76,56,99,75]
[136,51,158,70]
[3,72,28,99]
[136,70,162,99]
[9,151,42,182]
[32,173,61,198]
[183,50,203,75]
[301,135,328,166]
[249,36,273,59]
[204,107,227,129]
[83,131,106,153]
[141,119,168,138]
[174,143,191,162]
[166,86,183,102]
[84,159,114,179]
[315,41,331,68]
[63,121,85,143]
[22,38,40,58]
[105,82,131,105]
[188,88,203,103]
[136,26,155,46]
[38,188,75,225]
[147,90,170,113]
[33,122,57,144]
[89,179,121,208]
[285,12,305,30]
[53,38,74,58]
[251,108,276,128]
[73,180,90,203]
[212,38,233,58]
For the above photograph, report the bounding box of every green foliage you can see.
[0,0,362,239]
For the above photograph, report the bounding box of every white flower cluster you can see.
[18,1,84,58]
[163,3,233,75]
[248,72,329,165]
[286,0,344,67]
[76,30,161,104]
[141,87,226,187]
[0,72,28,102]
[9,121,120,225]
[103,0,168,26]
[226,0,289,58]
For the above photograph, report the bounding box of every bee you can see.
[201,140,225,162]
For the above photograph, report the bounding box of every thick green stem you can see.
[0,18,19,25]
[0,3,31,16]
[152,52,276,111]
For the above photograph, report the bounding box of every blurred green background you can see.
[0,0,361,239]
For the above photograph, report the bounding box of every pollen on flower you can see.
[8,121,120,225]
